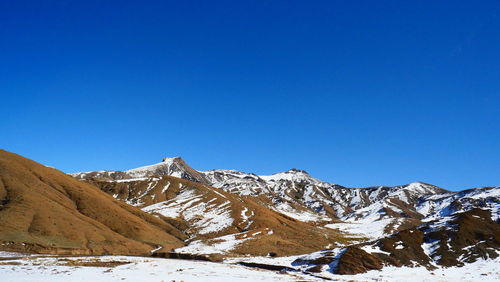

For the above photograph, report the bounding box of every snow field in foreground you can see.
[0,253,498,282]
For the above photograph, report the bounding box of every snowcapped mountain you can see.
[126,157,209,184]
[85,174,350,258]
[202,168,331,194]
[71,157,209,184]
[416,186,499,222]
[68,156,499,276]
[72,158,497,226]
[203,168,449,222]
[201,169,269,195]
[200,167,449,228]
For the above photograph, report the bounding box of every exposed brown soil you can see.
[335,247,384,275]
[89,175,352,257]
[0,149,186,256]
[0,261,22,265]
[58,258,130,267]
[424,208,500,267]
[374,228,429,267]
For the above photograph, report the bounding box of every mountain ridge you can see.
[15,152,497,277]
[70,156,446,198]
[72,157,454,190]
[71,157,451,223]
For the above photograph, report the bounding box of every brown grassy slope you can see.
[89,176,351,256]
[0,149,186,255]
[335,247,384,275]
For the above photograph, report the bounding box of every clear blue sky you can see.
[1,1,499,190]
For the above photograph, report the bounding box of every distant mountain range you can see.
[1,151,497,277]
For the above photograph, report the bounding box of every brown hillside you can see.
[88,175,351,257]
[335,247,384,275]
[0,150,186,255]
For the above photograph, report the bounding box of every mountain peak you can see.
[402,181,447,194]
[285,168,309,175]
[125,157,209,184]
[162,156,182,163]
[259,168,326,185]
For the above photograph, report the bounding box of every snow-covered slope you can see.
[417,186,499,222]
[0,253,308,282]
[71,157,209,184]
[71,157,498,224]
[71,157,499,253]
[202,167,449,225]
[201,167,449,227]
[88,175,348,257]
[290,207,500,276]
[202,169,269,195]
[126,157,209,184]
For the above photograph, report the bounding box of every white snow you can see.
[202,170,269,196]
[1,245,498,282]
[272,202,330,222]
[360,244,391,255]
[125,157,186,179]
[0,254,306,282]
[327,258,500,282]
[150,245,162,253]
[143,189,234,235]
[143,189,203,218]
[240,207,254,230]
[417,187,499,222]
[136,179,159,200]
[394,242,404,250]
[422,239,441,261]
[175,232,253,254]
[259,169,329,187]
[326,217,398,240]
[113,177,150,183]
[225,253,500,281]
[0,251,34,257]
[161,181,171,193]
[210,187,228,199]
